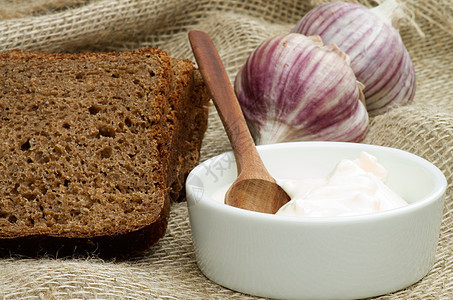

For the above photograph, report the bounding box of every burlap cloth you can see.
[1,0,452,298]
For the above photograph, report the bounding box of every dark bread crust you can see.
[0,48,209,258]
[0,202,169,258]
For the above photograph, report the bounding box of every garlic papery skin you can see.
[291,0,415,116]
[234,33,368,145]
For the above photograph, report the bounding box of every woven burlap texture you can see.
[1,0,452,298]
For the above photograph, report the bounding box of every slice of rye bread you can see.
[166,58,210,201]
[0,48,209,258]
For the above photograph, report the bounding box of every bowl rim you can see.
[188,141,447,224]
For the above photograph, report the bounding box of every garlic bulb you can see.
[234,33,368,145]
[291,0,415,116]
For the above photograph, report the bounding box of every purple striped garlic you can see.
[291,0,415,116]
[234,33,368,145]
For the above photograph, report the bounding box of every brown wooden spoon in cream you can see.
[189,30,290,214]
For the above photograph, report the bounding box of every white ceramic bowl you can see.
[186,142,446,300]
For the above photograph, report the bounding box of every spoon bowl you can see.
[226,179,290,214]
[188,30,290,214]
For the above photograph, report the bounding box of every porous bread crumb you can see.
[0,48,209,257]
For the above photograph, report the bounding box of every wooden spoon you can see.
[189,30,290,214]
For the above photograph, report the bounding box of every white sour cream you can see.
[275,152,408,217]
[211,152,408,217]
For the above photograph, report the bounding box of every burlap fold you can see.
[1,0,452,298]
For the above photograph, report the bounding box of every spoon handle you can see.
[188,30,269,179]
